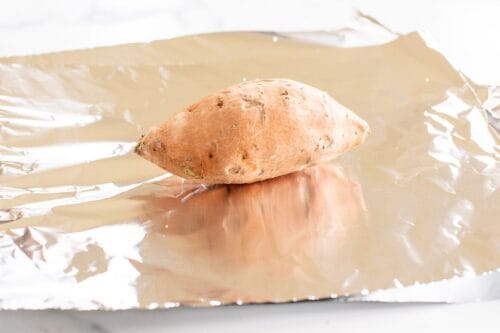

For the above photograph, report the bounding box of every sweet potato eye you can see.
[217,97,224,108]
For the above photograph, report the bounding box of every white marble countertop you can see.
[3,300,500,333]
[1,1,499,332]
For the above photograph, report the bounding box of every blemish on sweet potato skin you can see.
[228,165,244,175]
[241,151,248,160]
[216,96,224,108]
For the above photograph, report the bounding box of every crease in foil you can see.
[0,15,499,310]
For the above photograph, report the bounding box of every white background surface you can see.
[1,0,499,332]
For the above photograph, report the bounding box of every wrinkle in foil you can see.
[0,19,499,309]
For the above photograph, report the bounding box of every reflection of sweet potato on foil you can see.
[143,163,366,261]
[134,163,367,303]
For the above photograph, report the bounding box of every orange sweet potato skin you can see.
[135,79,368,184]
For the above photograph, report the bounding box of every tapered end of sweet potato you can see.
[134,134,145,155]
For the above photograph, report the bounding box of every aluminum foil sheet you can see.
[0,16,499,310]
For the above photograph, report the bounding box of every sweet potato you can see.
[135,79,368,184]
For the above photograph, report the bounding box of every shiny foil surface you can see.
[0,17,499,309]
